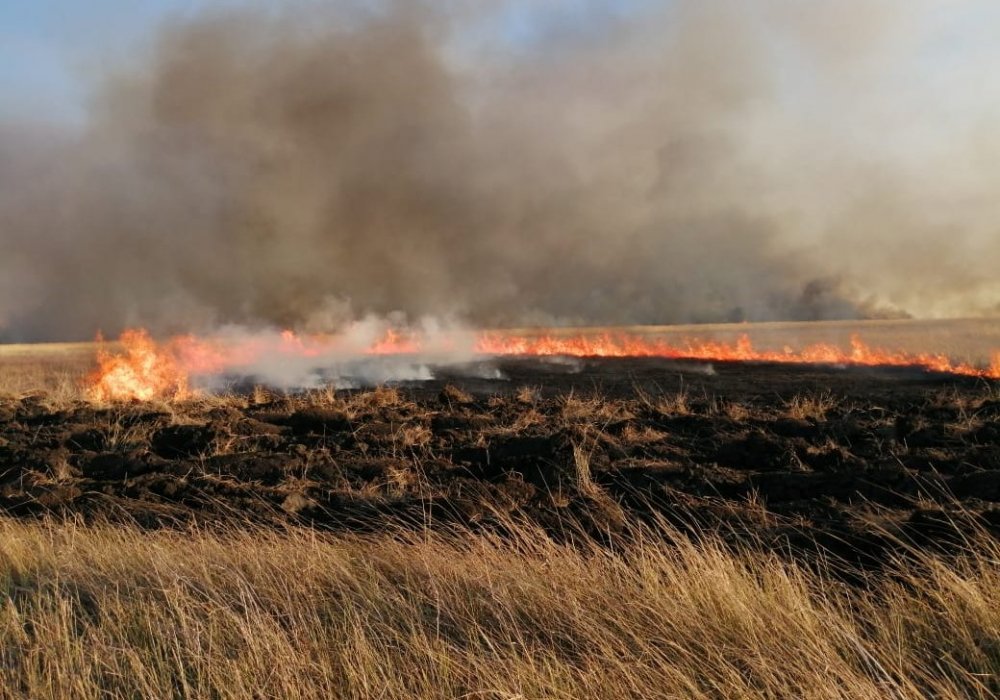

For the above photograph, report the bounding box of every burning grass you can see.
[76,320,1000,402]
[2,319,999,405]
[1,322,999,696]
[0,517,997,699]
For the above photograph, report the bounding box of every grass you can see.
[0,342,94,401]
[784,392,838,422]
[1,324,999,697]
[0,517,996,699]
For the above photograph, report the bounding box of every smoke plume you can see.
[2,0,998,342]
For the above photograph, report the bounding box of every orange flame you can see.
[88,329,191,402]
[87,327,1000,402]
[474,331,1000,379]
[367,328,422,355]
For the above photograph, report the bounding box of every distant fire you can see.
[475,332,1000,379]
[87,326,1000,402]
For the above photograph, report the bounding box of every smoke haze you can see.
[188,317,489,392]
[2,0,999,342]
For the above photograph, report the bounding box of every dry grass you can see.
[784,392,838,422]
[571,443,595,493]
[96,410,160,452]
[1,323,999,697]
[515,385,540,405]
[0,518,995,699]
[720,399,752,422]
[487,407,547,436]
[0,342,93,402]
[560,393,634,424]
[620,423,668,444]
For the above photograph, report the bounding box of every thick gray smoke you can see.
[2,0,998,342]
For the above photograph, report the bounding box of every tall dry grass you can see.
[0,343,93,402]
[0,517,996,699]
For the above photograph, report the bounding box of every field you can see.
[0,518,997,699]
[0,319,999,697]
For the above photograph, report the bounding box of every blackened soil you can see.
[3,357,999,569]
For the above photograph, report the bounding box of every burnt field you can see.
[2,355,999,568]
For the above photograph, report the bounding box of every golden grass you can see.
[0,342,94,403]
[0,342,97,357]
[0,517,996,699]
[560,393,635,424]
[784,392,838,422]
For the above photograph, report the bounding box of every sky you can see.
[2,0,1000,339]
[0,0,660,124]
[3,0,1000,126]
[0,1,193,122]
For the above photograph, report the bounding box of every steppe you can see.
[0,319,997,698]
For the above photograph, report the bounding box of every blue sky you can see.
[0,0,657,124]
[2,1,999,125]
[0,0,205,122]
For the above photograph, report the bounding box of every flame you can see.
[87,326,1000,402]
[474,331,1000,379]
[88,329,191,402]
[367,328,422,355]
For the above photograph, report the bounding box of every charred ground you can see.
[2,357,999,569]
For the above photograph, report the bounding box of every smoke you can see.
[189,317,489,391]
[2,0,999,342]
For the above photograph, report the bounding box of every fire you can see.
[88,329,191,402]
[367,328,423,355]
[474,331,1000,379]
[87,326,1000,402]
